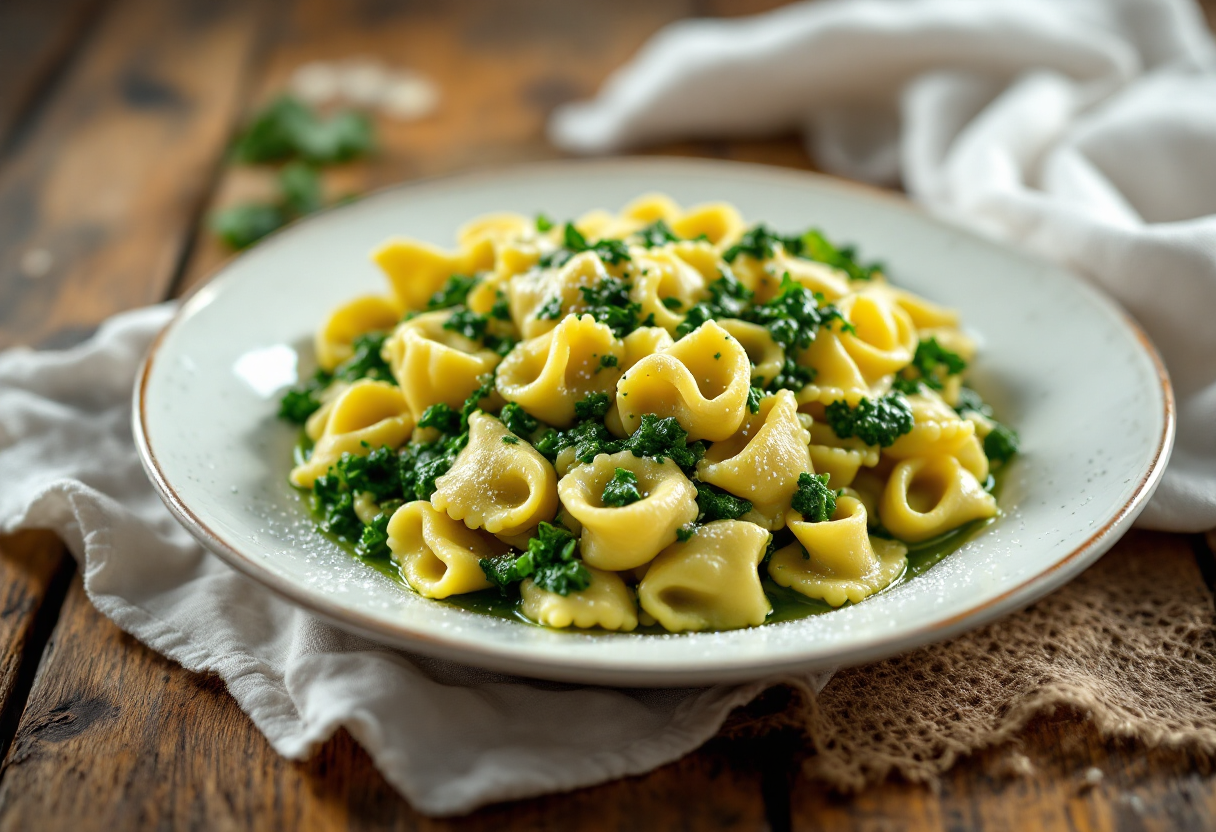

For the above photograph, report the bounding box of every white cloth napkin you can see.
[551,0,1216,533]
[0,304,830,816]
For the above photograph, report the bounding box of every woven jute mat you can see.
[729,530,1216,787]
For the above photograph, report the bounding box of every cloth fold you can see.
[0,305,830,816]
[550,0,1216,532]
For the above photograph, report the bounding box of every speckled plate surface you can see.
[133,158,1173,687]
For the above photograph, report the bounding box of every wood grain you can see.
[0,579,768,832]
[0,0,108,149]
[0,533,73,766]
[0,0,265,350]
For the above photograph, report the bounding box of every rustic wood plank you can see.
[0,532,74,765]
[0,578,768,832]
[0,0,109,148]
[0,0,266,350]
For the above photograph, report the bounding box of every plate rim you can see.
[133,157,1176,686]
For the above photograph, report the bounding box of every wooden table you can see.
[1,1,1214,828]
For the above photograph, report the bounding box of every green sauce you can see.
[293,434,1003,634]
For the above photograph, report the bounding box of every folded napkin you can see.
[551,0,1216,532]
[0,305,830,816]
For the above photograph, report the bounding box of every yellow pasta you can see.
[880,455,998,542]
[521,566,638,631]
[383,310,501,420]
[290,380,413,488]
[386,501,503,598]
[697,390,812,528]
[315,295,401,372]
[637,520,771,632]
[432,412,558,537]
[769,495,907,607]
[557,451,698,571]
[495,314,623,428]
[616,320,751,442]
[283,194,1016,634]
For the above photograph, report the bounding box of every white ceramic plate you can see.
[135,158,1173,687]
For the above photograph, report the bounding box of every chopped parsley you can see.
[428,274,480,310]
[332,332,395,384]
[984,423,1020,464]
[501,435,520,445]
[598,354,619,371]
[723,223,882,281]
[791,472,836,522]
[479,521,591,596]
[499,402,540,438]
[278,368,333,424]
[535,213,554,232]
[675,269,752,338]
[694,481,753,522]
[636,219,680,248]
[900,337,967,391]
[536,295,565,321]
[617,414,706,470]
[539,222,632,268]
[417,403,461,434]
[309,445,400,545]
[442,308,489,341]
[232,95,374,165]
[601,468,643,507]
[745,273,851,354]
[824,394,915,448]
[661,296,684,311]
[747,386,764,414]
[574,392,612,421]
[577,276,641,336]
[357,514,392,559]
[675,524,697,542]
[489,290,511,321]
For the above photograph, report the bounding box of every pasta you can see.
[279,195,1017,634]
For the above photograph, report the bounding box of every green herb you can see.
[535,295,565,321]
[309,445,402,545]
[577,276,641,336]
[535,213,554,232]
[602,468,643,507]
[661,296,684,311]
[534,420,614,466]
[891,376,923,395]
[499,402,540,438]
[824,394,915,448]
[901,337,967,391]
[311,472,362,543]
[694,481,752,522]
[479,521,590,596]
[984,423,1020,464]
[442,308,489,341]
[598,354,619,371]
[417,403,461,435]
[675,269,753,338]
[675,524,697,542]
[723,223,882,281]
[745,273,851,354]
[332,332,394,384]
[791,472,836,522]
[501,435,520,445]
[428,274,480,310]
[769,356,815,392]
[637,219,680,248]
[211,203,288,250]
[278,161,323,215]
[490,290,512,321]
[539,222,632,268]
[746,386,764,414]
[357,514,392,559]
[232,95,374,165]
[617,414,706,470]
[398,372,496,501]
[278,368,333,424]
[796,229,883,282]
[573,392,612,421]
[954,387,993,417]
